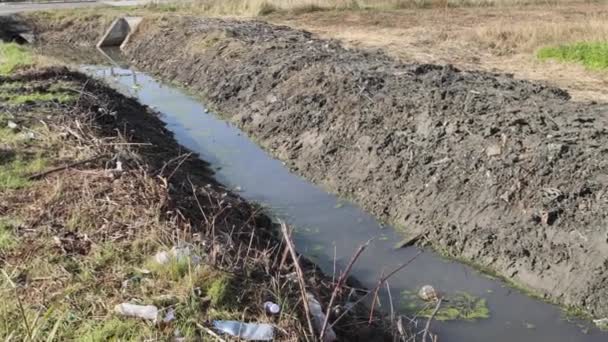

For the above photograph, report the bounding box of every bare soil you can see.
[30,13,608,319]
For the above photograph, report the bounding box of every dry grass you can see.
[473,14,608,54]
[146,0,599,16]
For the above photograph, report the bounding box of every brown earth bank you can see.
[0,65,394,340]
[28,13,608,319]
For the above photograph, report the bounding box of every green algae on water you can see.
[401,290,490,321]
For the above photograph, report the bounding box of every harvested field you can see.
[0,64,394,340]
[28,13,608,320]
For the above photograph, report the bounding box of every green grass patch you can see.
[0,156,47,190]
[206,274,233,308]
[77,317,152,342]
[0,91,76,105]
[0,220,17,251]
[402,290,490,321]
[0,43,33,75]
[537,42,608,70]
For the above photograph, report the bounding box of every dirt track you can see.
[33,15,608,318]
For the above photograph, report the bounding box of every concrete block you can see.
[97,16,142,49]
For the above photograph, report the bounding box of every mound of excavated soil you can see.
[35,15,608,317]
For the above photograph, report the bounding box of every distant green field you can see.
[537,42,608,70]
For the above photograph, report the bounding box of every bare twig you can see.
[320,239,371,341]
[329,251,422,330]
[167,152,192,181]
[368,268,384,325]
[28,155,104,180]
[386,281,395,326]
[280,222,315,338]
[422,298,443,342]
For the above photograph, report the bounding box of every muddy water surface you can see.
[83,63,607,342]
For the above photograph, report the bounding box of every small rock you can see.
[266,94,278,104]
[485,144,502,157]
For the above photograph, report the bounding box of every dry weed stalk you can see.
[280,222,316,339]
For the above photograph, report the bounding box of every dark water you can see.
[82,62,607,342]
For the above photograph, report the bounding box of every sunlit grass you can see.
[0,220,16,251]
[0,43,32,75]
[538,42,608,70]
[0,156,47,190]
[0,91,76,105]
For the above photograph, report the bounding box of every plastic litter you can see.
[307,293,337,342]
[114,303,158,321]
[154,251,171,264]
[7,121,17,130]
[163,308,176,323]
[263,301,280,315]
[594,318,608,329]
[153,245,202,265]
[418,285,439,301]
[213,320,274,340]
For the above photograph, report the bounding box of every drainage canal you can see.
[81,56,608,342]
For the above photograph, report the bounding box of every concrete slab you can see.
[97,16,142,49]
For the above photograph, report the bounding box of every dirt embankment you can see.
[32,14,608,318]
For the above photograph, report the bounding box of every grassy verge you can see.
[0,44,393,340]
[0,45,294,340]
[537,42,608,70]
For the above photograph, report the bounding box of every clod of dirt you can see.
[53,232,91,255]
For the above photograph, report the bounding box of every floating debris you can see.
[594,318,608,330]
[418,285,439,302]
[403,290,490,321]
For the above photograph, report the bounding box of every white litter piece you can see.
[114,303,158,321]
[22,132,35,140]
[263,301,280,315]
[154,251,171,264]
[307,293,337,342]
[7,121,18,130]
[163,308,176,323]
[594,318,608,328]
[213,320,274,341]
[153,245,202,266]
